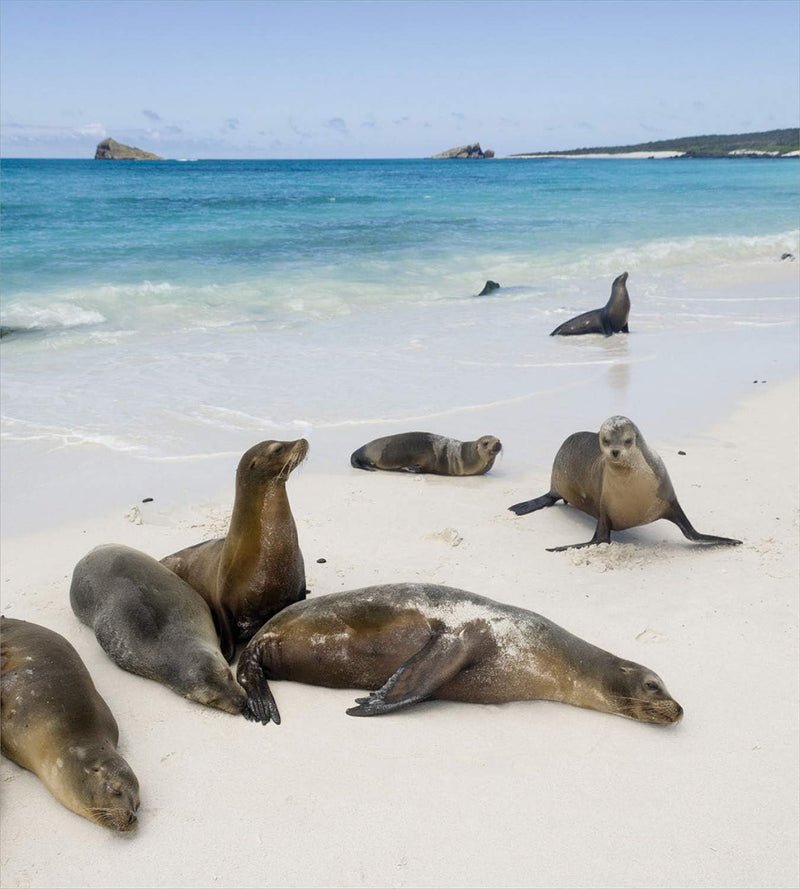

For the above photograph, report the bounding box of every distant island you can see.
[94,138,163,160]
[431,142,495,159]
[510,128,800,158]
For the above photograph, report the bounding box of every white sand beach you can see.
[1,347,798,888]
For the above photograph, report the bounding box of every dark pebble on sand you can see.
[142,497,154,503]
[316,558,327,564]
[678,450,686,455]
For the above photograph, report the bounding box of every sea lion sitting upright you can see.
[350,432,502,475]
[70,545,247,714]
[161,439,308,662]
[508,415,742,550]
[236,583,683,727]
[1,617,140,832]
[550,272,630,336]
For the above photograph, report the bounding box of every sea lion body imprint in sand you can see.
[350,432,502,475]
[550,272,630,336]
[1,617,140,831]
[237,583,683,727]
[70,545,247,714]
[509,415,741,550]
[161,439,308,661]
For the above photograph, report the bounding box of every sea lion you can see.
[1,617,140,832]
[70,544,247,714]
[477,280,501,296]
[161,439,308,662]
[350,432,502,475]
[550,272,630,336]
[508,415,742,550]
[236,583,683,727]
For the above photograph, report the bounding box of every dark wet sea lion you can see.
[477,280,501,296]
[161,439,308,662]
[350,432,502,475]
[550,272,630,336]
[509,415,742,550]
[1,617,140,832]
[70,544,247,714]
[237,583,683,727]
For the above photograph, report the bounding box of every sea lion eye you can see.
[624,438,633,446]
[645,681,659,691]
[273,445,284,456]
[602,438,610,446]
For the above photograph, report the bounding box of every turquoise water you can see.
[1,157,798,532]
[2,158,798,334]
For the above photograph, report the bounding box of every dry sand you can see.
[1,377,798,889]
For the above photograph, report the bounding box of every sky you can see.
[1,0,798,159]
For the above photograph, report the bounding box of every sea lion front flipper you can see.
[508,492,560,516]
[346,628,480,717]
[547,513,612,552]
[621,322,629,333]
[237,651,281,726]
[666,502,742,546]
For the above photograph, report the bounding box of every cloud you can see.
[325,117,348,135]
[288,117,312,140]
[577,121,593,131]
[451,112,465,120]
[225,118,240,131]
[77,122,107,138]
[393,116,410,127]
[142,109,161,123]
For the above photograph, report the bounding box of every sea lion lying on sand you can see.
[350,432,502,475]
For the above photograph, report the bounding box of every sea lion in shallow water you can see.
[70,545,247,714]
[550,272,630,336]
[1,617,140,831]
[237,583,683,726]
[350,432,502,475]
[161,439,308,661]
[508,415,742,550]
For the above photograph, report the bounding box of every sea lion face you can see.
[238,439,309,486]
[607,663,683,725]
[476,436,502,458]
[185,665,248,715]
[79,750,141,832]
[598,416,638,465]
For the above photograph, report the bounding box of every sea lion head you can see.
[237,439,309,486]
[605,662,683,725]
[476,435,503,458]
[183,659,248,715]
[74,746,140,832]
[598,416,640,466]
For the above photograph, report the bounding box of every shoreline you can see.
[1,374,798,889]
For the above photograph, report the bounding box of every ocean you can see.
[1,157,798,532]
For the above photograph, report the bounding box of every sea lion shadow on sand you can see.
[235,584,683,728]
[550,272,630,337]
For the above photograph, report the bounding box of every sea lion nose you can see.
[611,449,620,458]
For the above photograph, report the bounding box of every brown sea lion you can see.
[350,432,502,475]
[550,271,630,336]
[1,617,140,832]
[70,545,247,714]
[509,415,742,550]
[161,439,308,662]
[236,583,683,727]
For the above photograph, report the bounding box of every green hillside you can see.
[513,128,799,157]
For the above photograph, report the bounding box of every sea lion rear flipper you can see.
[346,628,480,717]
[508,493,560,515]
[666,502,742,546]
[237,650,281,726]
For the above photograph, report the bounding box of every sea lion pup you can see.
[350,432,502,475]
[550,271,630,336]
[70,545,247,714]
[237,584,683,727]
[1,617,140,832]
[508,415,742,550]
[161,438,308,662]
